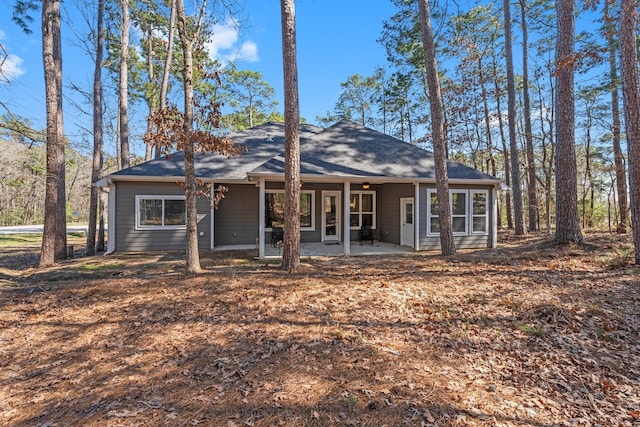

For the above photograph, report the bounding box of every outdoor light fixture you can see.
[362,182,370,189]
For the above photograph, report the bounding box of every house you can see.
[97,120,502,258]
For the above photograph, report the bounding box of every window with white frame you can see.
[136,195,186,229]
[427,189,489,236]
[265,190,315,231]
[471,190,488,234]
[350,191,376,229]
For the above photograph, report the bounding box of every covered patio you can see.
[213,241,415,259]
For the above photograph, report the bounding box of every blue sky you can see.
[0,0,397,153]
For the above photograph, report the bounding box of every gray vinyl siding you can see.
[114,181,211,252]
[376,183,414,245]
[114,180,495,253]
[214,184,259,245]
[418,184,495,250]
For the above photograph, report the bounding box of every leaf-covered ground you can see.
[0,233,639,426]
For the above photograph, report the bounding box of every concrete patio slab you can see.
[213,241,414,258]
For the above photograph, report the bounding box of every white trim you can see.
[321,190,341,243]
[101,172,502,189]
[248,172,502,187]
[210,182,215,250]
[414,182,420,251]
[134,195,187,230]
[450,191,468,235]
[103,176,254,185]
[348,191,377,230]
[259,179,265,258]
[264,189,316,231]
[343,183,350,256]
[470,190,490,235]
[400,197,415,248]
[427,189,438,236]
[105,183,116,254]
[426,189,489,237]
[491,188,498,248]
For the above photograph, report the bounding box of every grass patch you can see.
[73,261,125,272]
[0,234,43,247]
[517,323,545,337]
[0,232,87,248]
[600,247,634,270]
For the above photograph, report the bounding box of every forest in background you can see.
[0,0,638,259]
[0,128,95,226]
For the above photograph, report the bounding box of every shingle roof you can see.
[107,120,499,183]
[109,122,322,180]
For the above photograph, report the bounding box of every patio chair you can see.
[359,224,374,245]
[271,227,284,247]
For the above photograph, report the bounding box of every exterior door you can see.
[401,198,414,247]
[322,191,341,242]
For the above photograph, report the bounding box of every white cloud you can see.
[0,53,26,83]
[237,41,259,62]
[211,19,240,50]
[205,18,259,64]
[0,29,6,40]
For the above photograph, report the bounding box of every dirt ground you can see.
[0,232,639,426]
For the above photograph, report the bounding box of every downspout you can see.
[258,178,265,258]
[214,181,216,250]
[414,182,420,251]
[103,181,116,255]
[491,185,499,248]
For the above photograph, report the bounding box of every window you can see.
[350,191,376,229]
[136,195,186,229]
[265,190,315,231]
[471,190,488,234]
[427,189,489,236]
[451,191,467,234]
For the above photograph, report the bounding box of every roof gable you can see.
[109,122,322,180]
[251,120,498,181]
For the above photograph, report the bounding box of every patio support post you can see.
[414,182,420,251]
[491,187,498,248]
[210,181,215,249]
[259,179,265,258]
[344,181,351,256]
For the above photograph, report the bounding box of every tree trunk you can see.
[492,43,512,229]
[87,0,104,256]
[554,0,583,243]
[144,0,155,162]
[175,0,204,274]
[40,0,67,267]
[53,0,66,261]
[504,0,527,235]
[582,101,594,228]
[119,0,131,169]
[280,0,301,271]
[519,0,538,232]
[156,0,176,159]
[97,190,107,252]
[605,0,629,233]
[619,0,640,263]
[538,66,556,235]
[477,56,496,180]
[418,0,455,256]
